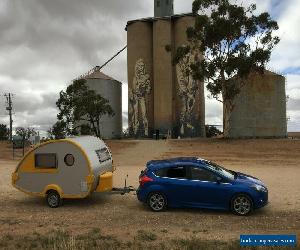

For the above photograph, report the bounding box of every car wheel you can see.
[147,192,167,212]
[46,190,62,208]
[231,194,253,216]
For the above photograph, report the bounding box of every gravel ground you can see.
[0,139,299,243]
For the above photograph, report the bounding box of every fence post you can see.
[12,141,14,160]
[22,136,25,156]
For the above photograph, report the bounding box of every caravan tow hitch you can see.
[111,174,135,195]
[111,186,135,195]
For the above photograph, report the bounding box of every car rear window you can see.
[154,168,167,177]
[155,166,187,179]
[167,166,186,178]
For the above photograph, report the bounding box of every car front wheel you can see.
[231,194,253,216]
[147,192,167,212]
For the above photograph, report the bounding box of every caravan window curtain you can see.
[35,153,57,169]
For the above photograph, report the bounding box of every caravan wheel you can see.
[46,190,62,208]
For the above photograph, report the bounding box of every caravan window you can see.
[95,148,111,163]
[35,153,57,169]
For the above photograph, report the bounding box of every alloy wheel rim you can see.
[149,194,165,211]
[233,196,251,215]
[48,194,59,207]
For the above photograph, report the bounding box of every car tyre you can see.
[231,194,253,216]
[46,190,62,208]
[147,192,167,212]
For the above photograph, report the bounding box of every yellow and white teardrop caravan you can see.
[12,136,114,208]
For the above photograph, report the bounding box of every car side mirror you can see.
[216,177,222,184]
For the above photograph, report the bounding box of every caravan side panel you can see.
[68,136,114,191]
[15,142,90,197]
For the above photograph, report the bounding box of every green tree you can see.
[205,125,222,138]
[15,127,37,140]
[56,79,115,138]
[80,124,92,136]
[47,121,67,140]
[0,124,9,140]
[175,0,280,137]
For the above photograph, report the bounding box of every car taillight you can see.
[139,175,153,187]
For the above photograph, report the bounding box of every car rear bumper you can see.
[136,187,144,202]
[136,187,147,203]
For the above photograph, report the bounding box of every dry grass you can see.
[1,139,299,247]
[134,230,157,242]
[0,229,297,250]
[0,217,23,225]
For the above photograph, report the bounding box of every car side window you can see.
[190,167,217,182]
[155,168,167,177]
[166,166,187,179]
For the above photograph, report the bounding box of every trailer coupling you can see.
[111,186,135,195]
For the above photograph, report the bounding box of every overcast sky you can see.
[0,0,299,136]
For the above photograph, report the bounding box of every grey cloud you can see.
[0,0,300,133]
[287,98,300,111]
[13,107,58,133]
[0,0,153,134]
[0,0,152,83]
[122,112,128,129]
[12,92,58,114]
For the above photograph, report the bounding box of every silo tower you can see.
[76,68,122,139]
[154,0,174,17]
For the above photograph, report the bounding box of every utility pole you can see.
[4,93,13,141]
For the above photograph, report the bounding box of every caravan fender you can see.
[86,174,95,184]
[43,184,63,198]
[11,172,19,184]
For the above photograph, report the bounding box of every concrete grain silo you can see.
[126,13,206,138]
[226,70,287,138]
[152,18,173,136]
[154,0,174,17]
[127,21,154,137]
[83,70,122,139]
[173,16,205,138]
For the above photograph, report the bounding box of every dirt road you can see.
[0,139,299,243]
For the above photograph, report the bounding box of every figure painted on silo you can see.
[176,48,200,137]
[129,58,151,136]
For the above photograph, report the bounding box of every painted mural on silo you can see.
[176,47,201,137]
[129,58,152,136]
[126,14,205,138]
[127,21,154,137]
[174,16,205,138]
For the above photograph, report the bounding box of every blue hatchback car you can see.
[137,157,268,215]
